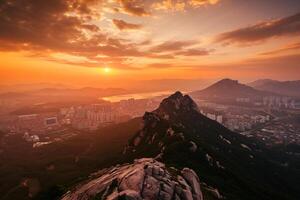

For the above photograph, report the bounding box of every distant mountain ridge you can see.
[190,79,275,103]
[0,83,71,94]
[32,87,127,97]
[0,87,129,113]
[248,79,300,97]
[0,87,127,97]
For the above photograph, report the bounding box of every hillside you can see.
[191,79,272,100]
[0,118,141,200]
[124,91,299,200]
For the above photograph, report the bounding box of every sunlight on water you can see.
[101,91,175,102]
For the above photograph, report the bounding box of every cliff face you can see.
[62,158,203,200]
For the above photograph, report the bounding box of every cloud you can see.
[189,0,220,6]
[259,42,300,55]
[0,0,100,50]
[150,40,196,52]
[152,0,186,11]
[118,0,150,16]
[0,0,149,64]
[147,63,175,68]
[147,40,212,57]
[112,19,142,30]
[215,12,300,45]
[117,0,221,15]
[175,48,212,56]
[0,0,220,70]
[145,53,300,80]
[152,0,220,11]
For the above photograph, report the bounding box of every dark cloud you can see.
[112,19,142,30]
[139,39,152,46]
[147,40,212,57]
[0,0,217,68]
[0,0,98,50]
[119,0,149,16]
[150,40,196,52]
[0,0,100,43]
[0,0,201,66]
[0,0,149,63]
[215,12,300,45]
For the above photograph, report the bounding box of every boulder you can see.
[61,158,203,200]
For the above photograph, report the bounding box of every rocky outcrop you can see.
[61,158,203,200]
[154,91,200,120]
[123,92,203,156]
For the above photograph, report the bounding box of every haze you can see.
[1,0,300,90]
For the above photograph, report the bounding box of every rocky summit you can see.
[61,158,203,200]
[154,91,199,118]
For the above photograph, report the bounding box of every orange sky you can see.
[0,0,300,88]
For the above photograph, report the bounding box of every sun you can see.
[103,67,111,73]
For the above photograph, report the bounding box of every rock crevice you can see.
[62,158,203,200]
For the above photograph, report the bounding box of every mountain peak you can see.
[203,78,246,92]
[154,91,199,119]
[216,78,239,86]
[191,78,271,99]
[169,91,184,99]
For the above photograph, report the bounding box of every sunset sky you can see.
[0,0,300,88]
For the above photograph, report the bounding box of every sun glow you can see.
[104,67,111,73]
